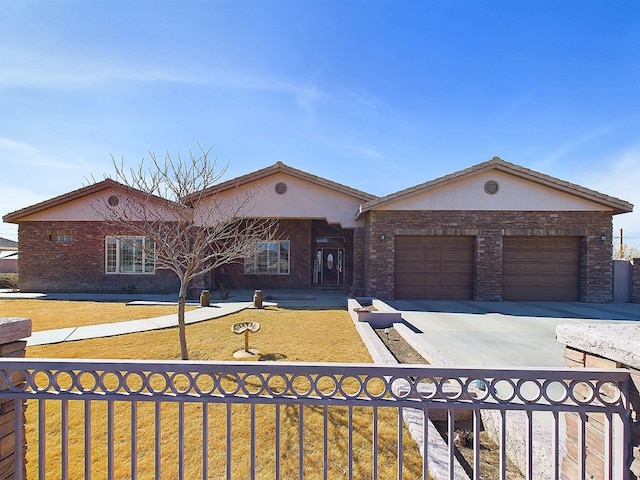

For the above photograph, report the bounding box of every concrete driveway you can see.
[385,300,640,368]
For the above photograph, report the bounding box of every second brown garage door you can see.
[502,236,581,301]
[395,235,474,299]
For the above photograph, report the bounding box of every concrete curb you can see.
[347,298,470,480]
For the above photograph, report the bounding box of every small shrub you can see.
[0,273,18,291]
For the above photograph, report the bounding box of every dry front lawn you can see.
[0,299,196,332]
[24,306,425,479]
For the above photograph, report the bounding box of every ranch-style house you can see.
[3,157,633,302]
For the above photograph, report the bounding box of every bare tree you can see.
[91,145,277,360]
[613,243,640,261]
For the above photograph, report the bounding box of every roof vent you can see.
[107,195,120,207]
[484,180,499,195]
[275,182,288,195]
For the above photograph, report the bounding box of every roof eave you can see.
[357,157,633,215]
[186,161,377,204]
[2,179,180,223]
[2,180,119,223]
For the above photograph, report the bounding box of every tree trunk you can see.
[178,282,189,360]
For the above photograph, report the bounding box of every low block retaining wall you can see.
[351,297,402,328]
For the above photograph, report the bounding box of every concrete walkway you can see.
[27,302,252,346]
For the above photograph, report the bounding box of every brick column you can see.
[351,227,365,296]
[0,318,31,480]
[632,259,640,303]
[557,324,639,479]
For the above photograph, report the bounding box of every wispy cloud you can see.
[0,45,327,119]
[0,46,205,89]
[538,123,619,170]
[0,137,81,170]
[337,142,383,160]
[575,146,640,245]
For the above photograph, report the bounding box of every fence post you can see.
[0,318,32,480]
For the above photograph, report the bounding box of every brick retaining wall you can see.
[0,318,31,480]
[557,324,640,479]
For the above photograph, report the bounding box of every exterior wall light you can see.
[380,234,385,241]
[599,234,607,243]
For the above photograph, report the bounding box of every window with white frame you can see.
[105,237,155,274]
[244,240,290,275]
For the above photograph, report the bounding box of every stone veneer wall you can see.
[363,210,613,301]
[557,324,640,479]
[0,318,32,480]
[18,221,179,293]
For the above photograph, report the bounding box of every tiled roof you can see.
[0,237,17,250]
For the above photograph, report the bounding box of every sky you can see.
[1,0,639,247]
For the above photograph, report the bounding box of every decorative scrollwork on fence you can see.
[0,360,627,412]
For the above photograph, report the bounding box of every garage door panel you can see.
[402,273,426,285]
[395,235,473,300]
[503,236,580,301]
[446,264,472,275]
[396,261,425,272]
[395,251,425,260]
[399,286,428,299]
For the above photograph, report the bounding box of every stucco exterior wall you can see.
[198,172,366,228]
[378,169,613,212]
[17,221,179,293]
[0,256,18,274]
[363,210,613,302]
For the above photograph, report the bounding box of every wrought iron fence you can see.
[0,358,630,479]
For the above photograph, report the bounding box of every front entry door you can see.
[315,248,344,285]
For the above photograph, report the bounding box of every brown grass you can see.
[25,306,425,479]
[0,299,195,332]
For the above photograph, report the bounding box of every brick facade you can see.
[352,227,365,296]
[210,219,356,292]
[362,210,613,302]
[18,221,179,293]
[211,219,313,291]
[17,220,359,295]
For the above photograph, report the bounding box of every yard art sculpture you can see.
[231,321,261,358]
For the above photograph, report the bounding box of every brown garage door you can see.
[395,236,474,299]
[503,236,580,301]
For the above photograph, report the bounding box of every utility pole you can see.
[620,228,624,259]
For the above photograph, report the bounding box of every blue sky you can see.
[1,1,639,247]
